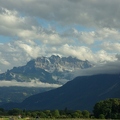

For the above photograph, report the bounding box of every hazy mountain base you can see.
[0,87,54,105]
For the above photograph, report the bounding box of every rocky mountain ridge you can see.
[0,55,93,84]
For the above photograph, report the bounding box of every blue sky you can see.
[0,36,11,43]
[0,0,120,73]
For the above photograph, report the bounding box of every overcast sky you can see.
[0,0,120,74]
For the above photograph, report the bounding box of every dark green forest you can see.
[0,98,120,119]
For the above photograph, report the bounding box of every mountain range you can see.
[0,55,92,105]
[0,55,92,84]
[1,74,120,111]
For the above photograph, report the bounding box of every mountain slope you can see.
[2,74,120,111]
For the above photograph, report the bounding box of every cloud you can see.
[0,79,61,88]
[0,7,70,46]
[15,40,42,58]
[62,28,120,45]
[101,42,120,52]
[0,7,37,37]
[46,44,117,63]
[96,50,117,62]
[67,29,95,45]
[1,0,120,28]
[95,28,120,41]
[0,0,120,75]
[73,61,120,78]
[0,58,10,65]
[116,54,120,60]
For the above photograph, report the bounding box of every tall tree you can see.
[93,98,120,119]
[52,109,60,118]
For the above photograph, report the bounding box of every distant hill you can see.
[0,55,92,105]
[1,74,120,111]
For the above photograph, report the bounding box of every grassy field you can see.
[0,118,106,120]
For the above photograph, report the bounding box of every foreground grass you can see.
[0,118,106,120]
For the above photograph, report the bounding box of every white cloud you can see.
[0,58,10,65]
[15,41,41,58]
[101,42,120,52]
[95,50,117,62]
[0,7,38,38]
[73,61,120,78]
[63,28,120,45]
[58,44,94,61]
[95,28,120,41]
[46,44,117,63]
[0,79,61,88]
[71,29,95,44]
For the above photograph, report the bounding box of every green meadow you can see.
[0,118,105,120]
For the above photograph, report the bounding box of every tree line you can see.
[0,98,120,119]
[0,108,90,119]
